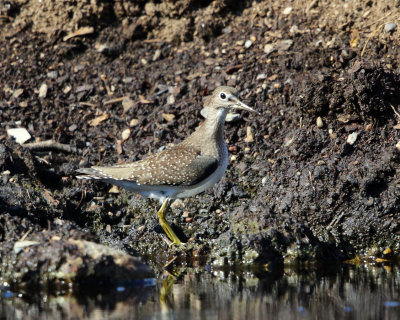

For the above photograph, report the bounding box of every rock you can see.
[283,7,292,15]
[13,88,24,98]
[47,71,58,79]
[264,40,293,56]
[290,25,300,35]
[245,126,254,143]
[152,49,161,61]
[38,82,48,98]
[277,39,293,51]
[130,118,139,126]
[244,40,253,48]
[316,116,323,128]
[121,128,131,141]
[264,44,275,55]
[69,124,77,132]
[256,73,267,80]
[171,199,184,209]
[384,22,396,33]
[7,128,31,144]
[347,132,358,145]
[167,95,175,105]
[57,239,153,282]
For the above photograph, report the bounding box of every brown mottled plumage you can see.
[76,86,259,245]
[82,146,218,186]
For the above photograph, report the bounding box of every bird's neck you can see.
[182,108,227,155]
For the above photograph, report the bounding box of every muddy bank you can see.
[1,0,400,288]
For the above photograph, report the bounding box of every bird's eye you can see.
[219,92,227,100]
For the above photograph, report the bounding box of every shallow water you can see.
[1,263,400,320]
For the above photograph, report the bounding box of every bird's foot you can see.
[158,198,184,246]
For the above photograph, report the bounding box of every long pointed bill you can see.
[231,98,261,115]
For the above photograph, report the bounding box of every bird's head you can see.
[203,86,260,116]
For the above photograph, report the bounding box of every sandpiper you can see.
[77,86,259,245]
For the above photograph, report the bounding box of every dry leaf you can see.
[122,97,135,112]
[89,113,108,126]
[245,126,254,143]
[116,139,123,154]
[109,185,120,194]
[13,88,24,98]
[63,26,95,41]
[138,95,154,104]
[162,113,175,122]
[42,189,59,206]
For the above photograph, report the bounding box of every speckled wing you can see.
[76,146,218,186]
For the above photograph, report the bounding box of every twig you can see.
[103,96,129,105]
[363,11,396,29]
[360,12,399,57]
[390,104,400,119]
[361,23,385,57]
[23,140,76,153]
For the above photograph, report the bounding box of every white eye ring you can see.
[219,92,227,100]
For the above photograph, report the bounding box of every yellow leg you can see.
[157,198,182,245]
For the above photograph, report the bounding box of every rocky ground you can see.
[1,0,400,291]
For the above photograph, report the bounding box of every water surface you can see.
[1,263,399,319]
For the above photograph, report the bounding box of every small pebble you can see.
[290,25,300,34]
[153,49,161,61]
[38,82,48,98]
[47,71,58,79]
[129,118,139,127]
[347,132,358,145]
[122,77,133,83]
[7,127,31,144]
[316,116,323,128]
[256,74,267,80]
[384,22,397,33]
[13,88,24,98]
[244,40,253,48]
[264,44,275,55]
[396,141,400,151]
[167,95,175,105]
[245,126,254,143]
[63,86,71,94]
[171,199,184,209]
[121,128,131,141]
[69,124,77,132]
[283,7,292,15]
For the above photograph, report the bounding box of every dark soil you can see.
[1,0,400,288]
